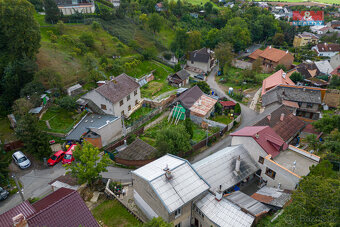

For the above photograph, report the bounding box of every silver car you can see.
[0,187,9,201]
[12,151,31,169]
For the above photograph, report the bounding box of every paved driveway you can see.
[190,67,258,163]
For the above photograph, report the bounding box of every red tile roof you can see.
[302,124,319,134]
[29,188,99,227]
[254,105,305,142]
[0,188,99,227]
[259,46,291,62]
[249,49,263,60]
[262,69,295,95]
[219,100,236,107]
[230,126,287,158]
[0,201,36,227]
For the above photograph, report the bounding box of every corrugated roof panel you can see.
[195,193,254,227]
[193,145,259,192]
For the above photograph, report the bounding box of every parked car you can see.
[12,151,31,169]
[62,144,76,165]
[47,150,65,166]
[0,187,9,201]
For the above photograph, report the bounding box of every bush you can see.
[56,96,77,111]
[79,33,95,48]
[290,72,303,83]
[234,103,241,115]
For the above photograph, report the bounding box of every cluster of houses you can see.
[131,123,320,227]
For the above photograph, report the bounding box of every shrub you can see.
[234,103,241,114]
[92,21,101,30]
[56,96,77,111]
[79,33,95,48]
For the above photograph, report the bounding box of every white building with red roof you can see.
[231,126,319,190]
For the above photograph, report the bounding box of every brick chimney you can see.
[12,214,28,227]
[235,156,241,173]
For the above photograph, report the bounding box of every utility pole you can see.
[12,174,24,202]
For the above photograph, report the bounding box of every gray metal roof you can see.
[226,191,270,216]
[192,145,259,192]
[132,154,210,213]
[66,114,118,141]
[251,186,292,208]
[315,60,333,75]
[262,85,322,107]
[29,106,43,114]
[195,192,255,227]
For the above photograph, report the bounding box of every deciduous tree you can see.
[214,42,234,73]
[148,13,163,34]
[66,142,111,187]
[15,114,51,159]
[156,125,191,156]
[192,81,210,94]
[290,72,303,83]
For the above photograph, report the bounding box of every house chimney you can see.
[280,113,285,121]
[215,185,223,201]
[286,50,289,54]
[12,214,28,227]
[255,133,260,139]
[235,156,241,172]
[198,98,202,106]
[292,160,296,172]
[124,139,127,146]
[163,164,172,180]
[282,72,286,79]
[267,114,271,121]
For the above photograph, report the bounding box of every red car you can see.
[47,150,65,166]
[62,144,76,165]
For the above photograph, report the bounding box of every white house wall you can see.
[261,157,300,190]
[231,136,268,164]
[82,90,115,115]
[112,88,142,117]
[95,118,123,146]
[59,5,95,15]
[187,60,210,73]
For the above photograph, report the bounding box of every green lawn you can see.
[210,114,233,125]
[38,106,81,133]
[34,13,50,27]
[125,106,153,125]
[0,117,17,143]
[92,200,141,227]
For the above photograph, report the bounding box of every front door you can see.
[194,218,199,227]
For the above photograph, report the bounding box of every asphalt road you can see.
[0,162,132,214]
[189,66,258,163]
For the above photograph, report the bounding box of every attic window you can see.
[101,104,107,110]
[120,100,124,106]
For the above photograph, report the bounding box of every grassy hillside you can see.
[35,15,174,98]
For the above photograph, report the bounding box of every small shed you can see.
[115,138,157,167]
[67,84,83,96]
[219,100,236,110]
[172,104,186,120]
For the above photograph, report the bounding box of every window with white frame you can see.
[174,208,181,218]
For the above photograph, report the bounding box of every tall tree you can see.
[66,142,110,187]
[15,114,51,159]
[44,0,61,24]
[214,42,234,73]
[148,13,163,34]
[187,31,202,51]
[0,0,40,72]
[192,81,210,94]
[156,125,191,157]
[290,72,303,83]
